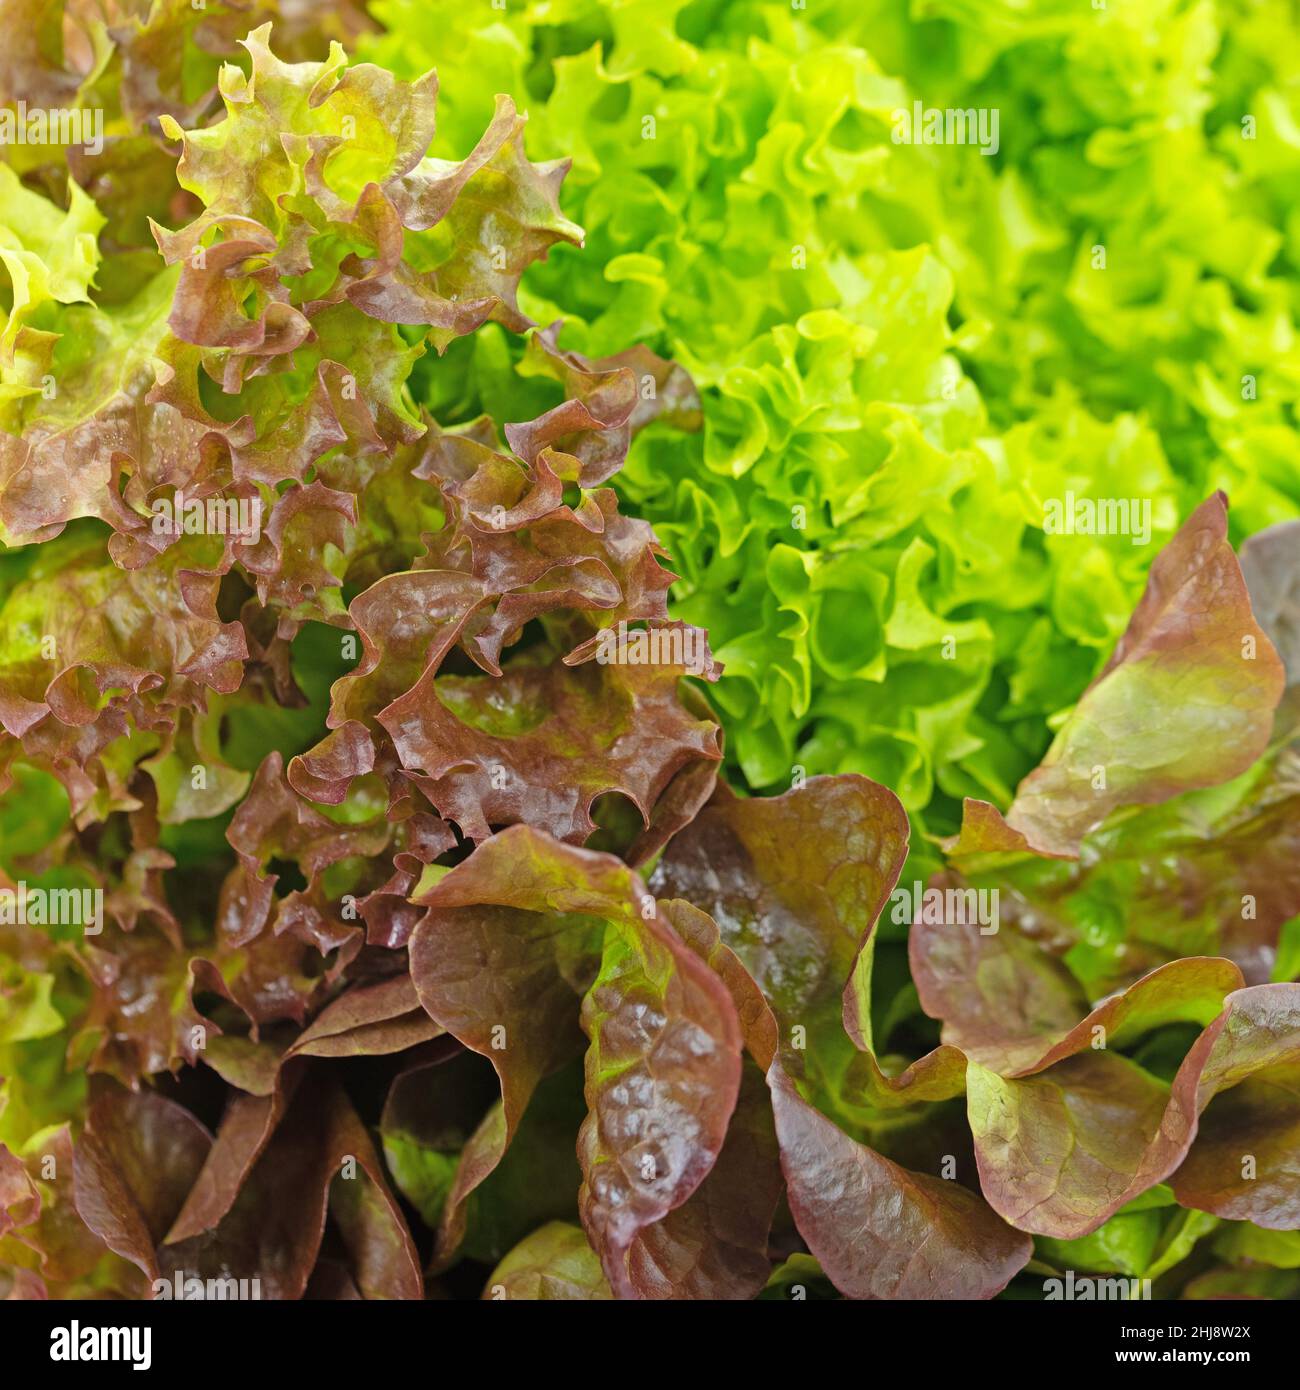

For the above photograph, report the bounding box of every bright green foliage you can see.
[365,0,1300,833]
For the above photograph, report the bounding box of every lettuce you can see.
[1,2,1298,1308]
[364,0,1300,834]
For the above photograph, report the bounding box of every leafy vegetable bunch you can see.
[0,8,717,1296]
[363,0,1300,829]
[0,0,1298,1306]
